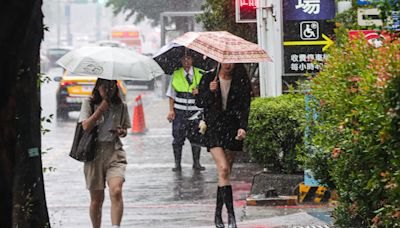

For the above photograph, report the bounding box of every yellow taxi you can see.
[54,71,127,119]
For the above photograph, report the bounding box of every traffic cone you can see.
[131,95,147,134]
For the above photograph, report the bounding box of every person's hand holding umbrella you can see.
[99,82,128,137]
[98,82,112,112]
[209,76,218,92]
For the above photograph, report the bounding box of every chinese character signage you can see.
[283,0,336,75]
[235,0,257,23]
[284,0,335,20]
[287,53,328,72]
[296,0,321,14]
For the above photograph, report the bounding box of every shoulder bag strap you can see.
[89,100,95,114]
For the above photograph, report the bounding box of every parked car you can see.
[46,47,72,68]
[96,40,127,48]
[123,52,156,90]
[124,78,155,90]
[54,71,127,119]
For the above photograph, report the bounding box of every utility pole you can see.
[66,0,72,46]
[160,11,203,46]
[95,0,102,41]
[256,0,283,97]
[57,0,61,47]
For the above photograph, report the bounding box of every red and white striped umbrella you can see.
[173,31,272,63]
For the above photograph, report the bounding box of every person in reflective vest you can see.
[166,52,205,172]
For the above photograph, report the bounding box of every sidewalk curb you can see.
[191,211,333,228]
[246,195,298,206]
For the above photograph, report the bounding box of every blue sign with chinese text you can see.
[387,11,400,30]
[357,0,398,5]
[357,0,373,5]
[283,0,336,20]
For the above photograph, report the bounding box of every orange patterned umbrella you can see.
[173,31,272,63]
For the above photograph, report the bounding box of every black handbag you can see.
[69,101,98,162]
[187,112,206,147]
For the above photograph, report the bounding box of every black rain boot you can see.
[215,186,224,228]
[222,185,237,228]
[172,145,182,172]
[192,145,205,171]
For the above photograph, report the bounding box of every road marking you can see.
[128,135,171,138]
[48,203,214,209]
[292,226,330,228]
[127,163,214,169]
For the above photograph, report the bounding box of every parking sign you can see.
[283,0,336,75]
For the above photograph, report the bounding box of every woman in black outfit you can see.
[196,63,251,228]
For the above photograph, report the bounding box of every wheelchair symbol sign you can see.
[300,21,319,40]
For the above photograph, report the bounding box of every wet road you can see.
[41,68,333,228]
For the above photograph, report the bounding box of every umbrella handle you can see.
[216,62,220,74]
[214,63,221,82]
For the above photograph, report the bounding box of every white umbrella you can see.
[56,46,164,81]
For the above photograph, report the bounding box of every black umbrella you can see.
[153,42,217,75]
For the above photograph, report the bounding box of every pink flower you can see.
[384,182,397,190]
[338,124,345,133]
[392,211,400,219]
[372,216,381,225]
[349,77,361,82]
[332,148,341,158]
[380,171,389,178]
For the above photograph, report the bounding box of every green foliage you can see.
[196,0,257,43]
[105,0,203,26]
[37,72,51,88]
[306,29,400,226]
[245,94,305,174]
[298,144,336,188]
[335,0,400,34]
[42,167,56,173]
[40,112,53,136]
[20,187,34,220]
[375,0,400,29]
[334,0,363,30]
[38,72,55,173]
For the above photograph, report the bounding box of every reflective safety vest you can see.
[172,67,203,111]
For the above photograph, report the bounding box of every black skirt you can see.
[204,112,243,151]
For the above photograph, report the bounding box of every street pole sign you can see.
[236,0,257,23]
[283,0,336,75]
[356,7,399,30]
[357,8,383,26]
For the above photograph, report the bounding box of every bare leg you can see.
[225,150,236,171]
[108,177,124,226]
[89,190,104,228]
[210,148,238,227]
[210,147,231,186]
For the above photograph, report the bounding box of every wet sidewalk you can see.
[42,91,333,228]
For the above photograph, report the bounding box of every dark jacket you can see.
[196,67,251,151]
